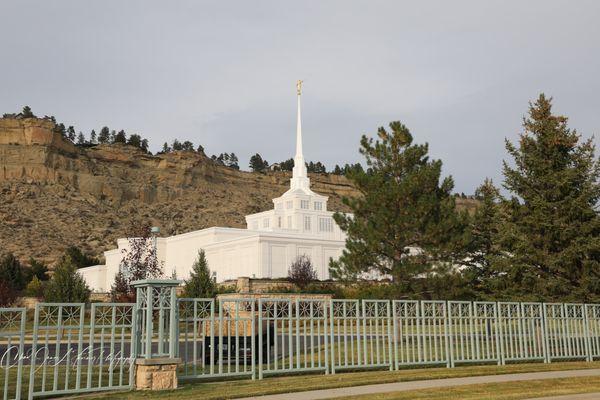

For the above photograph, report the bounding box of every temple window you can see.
[314,202,322,210]
[301,200,309,209]
[304,215,311,231]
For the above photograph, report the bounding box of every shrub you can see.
[182,250,216,298]
[288,255,317,289]
[24,276,44,298]
[45,256,91,303]
[0,281,17,306]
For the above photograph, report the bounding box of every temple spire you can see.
[290,80,310,191]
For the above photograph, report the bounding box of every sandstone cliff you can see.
[0,117,358,266]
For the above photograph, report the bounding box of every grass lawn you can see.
[335,376,600,399]
[88,361,600,400]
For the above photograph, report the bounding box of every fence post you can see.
[392,301,398,370]
[258,298,263,379]
[330,301,336,374]
[494,302,504,365]
[387,301,393,371]
[131,279,182,390]
[583,304,593,362]
[446,301,455,368]
[542,303,550,363]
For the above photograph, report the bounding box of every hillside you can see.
[0,117,360,266]
[0,117,479,267]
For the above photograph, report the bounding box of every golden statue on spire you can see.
[296,79,303,95]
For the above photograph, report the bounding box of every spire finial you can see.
[291,80,309,191]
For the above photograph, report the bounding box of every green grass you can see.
[85,361,600,400]
[334,376,600,399]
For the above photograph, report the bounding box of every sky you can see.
[1,1,599,193]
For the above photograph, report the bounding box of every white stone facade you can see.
[79,83,349,292]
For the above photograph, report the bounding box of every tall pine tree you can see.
[498,94,600,301]
[330,121,468,295]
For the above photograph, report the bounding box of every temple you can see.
[80,82,349,291]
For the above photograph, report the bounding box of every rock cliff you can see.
[0,117,358,266]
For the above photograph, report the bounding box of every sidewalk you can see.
[237,368,600,400]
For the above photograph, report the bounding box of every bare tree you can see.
[111,221,163,300]
[288,255,317,289]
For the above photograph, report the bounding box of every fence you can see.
[3,291,600,399]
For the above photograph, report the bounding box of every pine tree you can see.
[162,142,171,153]
[498,94,600,301]
[98,127,110,143]
[182,250,216,298]
[0,253,25,291]
[29,257,49,281]
[464,178,502,297]
[182,141,194,151]
[90,130,97,144]
[21,106,35,118]
[67,126,76,142]
[249,153,268,172]
[114,130,127,143]
[172,139,183,151]
[77,132,85,145]
[45,255,91,303]
[110,270,134,302]
[330,121,467,290]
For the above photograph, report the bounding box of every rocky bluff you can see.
[0,117,357,266]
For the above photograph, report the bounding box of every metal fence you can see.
[3,297,600,399]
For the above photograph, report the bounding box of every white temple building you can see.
[80,82,349,292]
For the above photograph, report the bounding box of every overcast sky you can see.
[1,1,599,193]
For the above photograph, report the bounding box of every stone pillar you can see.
[135,358,181,390]
[237,276,250,293]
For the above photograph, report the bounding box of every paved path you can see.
[238,369,600,400]
[527,394,600,400]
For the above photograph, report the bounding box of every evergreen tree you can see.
[114,130,127,143]
[497,94,600,301]
[21,105,35,118]
[64,246,100,269]
[77,132,85,145]
[162,142,171,153]
[44,256,91,303]
[54,123,66,137]
[110,270,134,302]
[279,158,294,171]
[197,144,205,154]
[330,121,467,290]
[140,138,149,153]
[333,165,342,175]
[90,129,97,144]
[228,153,239,169]
[464,179,502,297]
[98,127,110,143]
[25,276,44,298]
[67,126,76,142]
[249,153,268,172]
[0,253,25,291]
[29,257,49,281]
[172,139,183,151]
[182,250,216,298]
[182,141,195,151]
[127,133,142,148]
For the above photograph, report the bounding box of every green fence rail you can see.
[4,297,600,399]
